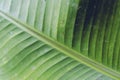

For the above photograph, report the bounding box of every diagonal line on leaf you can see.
[0,11,119,80]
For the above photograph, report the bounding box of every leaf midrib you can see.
[0,11,119,80]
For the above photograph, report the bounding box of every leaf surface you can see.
[0,0,120,80]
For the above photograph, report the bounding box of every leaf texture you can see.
[0,0,120,80]
[0,16,112,80]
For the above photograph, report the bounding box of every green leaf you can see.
[0,0,120,80]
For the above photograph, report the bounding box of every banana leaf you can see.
[0,0,120,80]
